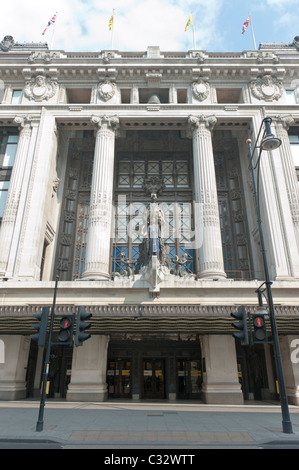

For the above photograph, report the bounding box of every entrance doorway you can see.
[177,359,202,399]
[107,359,131,398]
[142,358,165,399]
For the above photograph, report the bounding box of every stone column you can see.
[252,116,293,280]
[280,335,299,406]
[67,335,109,401]
[188,115,226,279]
[82,114,119,280]
[0,116,33,277]
[16,110,57,280]
[201,335,243,404]
[274,116,299,256]
[0,335,30,400]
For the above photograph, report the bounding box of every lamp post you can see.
[247,117,293,434]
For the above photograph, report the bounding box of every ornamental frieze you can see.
[250,74,283,102]
[24,74,58,102]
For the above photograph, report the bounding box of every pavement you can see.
[1,399,299,449]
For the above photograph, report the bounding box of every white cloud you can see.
[0,0,225,52]
[265,0,297,6]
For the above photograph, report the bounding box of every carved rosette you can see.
[192,80,210,102]
[24,75,58,102]
[97,80,116,101]
[250,74,283,102]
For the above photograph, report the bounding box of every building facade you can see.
[1,35,299,404]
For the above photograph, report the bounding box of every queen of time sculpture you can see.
[116,175,192,283]
[134,177,171,273]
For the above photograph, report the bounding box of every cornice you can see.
[0,54,299,83]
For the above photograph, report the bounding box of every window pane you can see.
[11,90,22,104]
[290,143,299,167]
[0,182,9,217]
[286,90,296,104]
[3,136,18,167]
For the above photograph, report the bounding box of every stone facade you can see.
[0,37,299,404]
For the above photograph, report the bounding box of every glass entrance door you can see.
[107,360,131,398]
[142,359,165,399]
[177,359,202,399]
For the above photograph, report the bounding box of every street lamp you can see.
[247,116,293,434]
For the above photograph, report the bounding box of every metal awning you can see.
[0,304,298,335]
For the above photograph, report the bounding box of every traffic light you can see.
[231,306,249,344]
[252,314,267,343]
[30,307,49,347]
[57,314,74,345]
[75,307,92,346]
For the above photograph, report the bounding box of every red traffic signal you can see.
[57,315,74,344]
[252,314,267,342]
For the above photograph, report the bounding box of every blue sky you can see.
[1,0,298,52]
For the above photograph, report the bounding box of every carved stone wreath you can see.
[97,80,116,101]
[192,79,210,101]
[250,74,283,102]
[0,35,14,52]
[24,75,58,102]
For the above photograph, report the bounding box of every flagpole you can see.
[185,13,196,50]
[249,14,257,50]
[191,13,196,50]
[50,12,58,50]
[111,9,115,50]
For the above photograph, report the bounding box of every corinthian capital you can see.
[273,114,295,130]
[13,115,33,130]
[188,114,217,132]
[90,114,120,132]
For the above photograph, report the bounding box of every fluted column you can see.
[252,115,295,279]
[188,115,226,279]
[275,116,299,250]
[82,114,119,280]
[0,116,33,276]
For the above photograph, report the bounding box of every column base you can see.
[0,382,27,400]
[66,383,108,402]
[287,388,299,406]
[197,270,227,280]
[202,384,243,405]
[81,271,110,281]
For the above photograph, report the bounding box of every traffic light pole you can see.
[248,137,293,434]
[36,276,59,432]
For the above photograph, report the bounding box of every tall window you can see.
[11,90,22,104]
[0,133,18,223]
[214,139,252,280]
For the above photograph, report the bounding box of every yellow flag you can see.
[185,14,193,31]
[109,11,114,31]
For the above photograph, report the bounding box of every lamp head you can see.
[261,134,281,151]
[261,117,282,151]
[256,305,268,316]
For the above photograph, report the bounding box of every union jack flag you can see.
[42,13,57,35]
[241,17,250,34]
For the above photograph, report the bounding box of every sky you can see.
[0,0,298,53]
